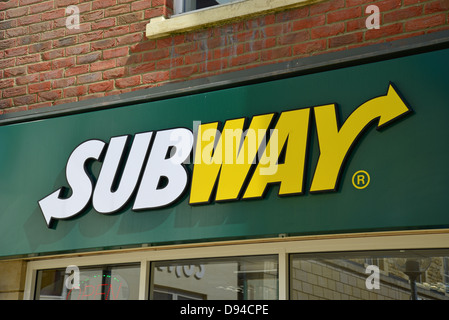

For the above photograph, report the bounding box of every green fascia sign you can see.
[0,48,448,258]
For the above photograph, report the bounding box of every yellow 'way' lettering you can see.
[189,113,274,204]
[189,83,410,204]
[243,108,310,199]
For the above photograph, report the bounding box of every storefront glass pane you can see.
[35,264,140,300]
[290,249,449,300]
[150,255,278,300]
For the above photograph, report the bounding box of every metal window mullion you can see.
[278,249,289,300]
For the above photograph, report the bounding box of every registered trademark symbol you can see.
[352,170,370,189]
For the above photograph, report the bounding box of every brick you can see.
[310,0,345,15]
[92,0,116,10]
[129,21,148,33]
[53,78,76,89]
[40,68,64,81]
[77,72,102,84]
[131,0,152,11]
[0,79,14,89]
[82,10,104,22]
[5,26,27,38]
[29,41,52,53]
[92,18,116,30]
[293,39,327,55]
[261,46,292,61]
[91,39,116,51]
[65,65,89,77]
[28,102,52,110]
[4,86,27,98]
[383,6,423,23]
[29,81,51,93]
[28,62,51,73]
[200,59,228,73]
[51,57,75,69]
[311,23,345,39]
[38,90,62,101]
[42,49,65,61]
[0,39,16,50]
[103,67,125,79]
[115,75,141,88]
[0,99,13,109]
[405,13,446,31]
[76,52,101,64]
[0,58,16,69]
[13,94,37,106]
[41,8,66,21]
[128,62,156,74]
[144,7,164,19]
[4,67,27,78]
[29,22,52,34]
[376,0,402,12]
[130,40,157,53]
[0,20,16,31]
[79,30,103,42]
[15,74,40,86]
[142,48,169,61]
[116,33,143,46]
[278,30,310,45]
[169,65,198,79]
[29,1,54,14]
[56,0,80,7]
[365,23,403,40]
[142,71,170,84]
[41,29,65,41]
[327,7,362,23]
[425,0,449,14]
[66,44,90,55]
[175,42,197,55]
[88,80,114,93]
[54,97,77,105]
[292,15,326,31]
[17,34,39,46]
[64,86,87,97]
[5,46,28,57]
[19,0,41,5]
[103,47,129,59]
[91,59,116,72]
[328,32,363,48]
[17,14,41,26]
[0,0,19,10]
[346,17,366,32]
[16,54,40,65]
[105,4,130,16]
[104,26,129,38]
[53,36,77,48]
[275,6,309,22]
[6,7,28,19]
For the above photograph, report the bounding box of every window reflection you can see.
[150,255,278,300]
[35,264,140,300]
[290,250,449,300]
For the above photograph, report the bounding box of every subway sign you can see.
[1,48,448,257]
[39,84,410,227]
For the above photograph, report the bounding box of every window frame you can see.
[146,0,321,40]
[23,230,449,300]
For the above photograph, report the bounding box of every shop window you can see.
[290,250,449,300]
[34,264,140,300]
[174,0,238,14]
[150,255,278,300]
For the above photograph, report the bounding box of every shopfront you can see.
[1,35,449,301]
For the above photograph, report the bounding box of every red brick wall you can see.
[0,0,448,114]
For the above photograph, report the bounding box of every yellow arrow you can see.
[310,83,411,193]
